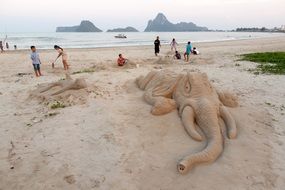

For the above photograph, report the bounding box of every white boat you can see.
[114,34,127,38]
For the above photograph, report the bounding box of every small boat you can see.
[114,34,127,39]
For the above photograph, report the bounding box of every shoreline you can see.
[2,35,285,53]
[1,31,285,51]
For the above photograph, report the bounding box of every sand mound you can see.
[154,56,174,65]
[124,60,138,69]
[109,60,138,69]
[30,74,89,107]
[91,63,109,71]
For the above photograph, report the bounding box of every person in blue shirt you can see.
[30,46,42,77]
[184,41,192,62]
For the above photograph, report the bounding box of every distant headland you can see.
[144,13,208,32]
[56,20,102,32]
[107,27,139,32]
[55,14,285,33]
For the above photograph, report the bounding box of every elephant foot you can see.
[151,98,176,115]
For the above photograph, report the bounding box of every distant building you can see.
[281,25,285,31]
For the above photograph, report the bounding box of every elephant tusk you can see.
[219,106,237,139]
[181,106,203,141]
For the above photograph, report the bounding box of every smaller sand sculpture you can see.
[136,70,239,174]
[30,74,89,106]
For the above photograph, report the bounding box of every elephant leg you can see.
[181,106,203,141]
[219,106,237,139]
[218,91,238,108]
[144,90,176,115]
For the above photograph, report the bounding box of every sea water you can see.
[1,32,284,50]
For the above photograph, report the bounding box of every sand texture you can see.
[0,37,285,190]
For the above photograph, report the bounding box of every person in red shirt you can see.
[117,54,128,66]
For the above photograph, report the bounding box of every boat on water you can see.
[114,34,127,39]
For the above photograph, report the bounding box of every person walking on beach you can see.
[170,38,178,51]
[185,41,192,62]
[154,36,161,56]
[52,45,69,70]
[6,42,9,50]
[0,41,4,53]
[14,45,17,50]
[30,46,42,77]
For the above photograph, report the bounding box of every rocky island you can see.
[144,13,208,32]
[56,20,102,32]
[107,27,139,32]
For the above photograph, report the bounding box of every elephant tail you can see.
[177,131,223,174]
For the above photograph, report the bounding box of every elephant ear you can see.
[218,91,239,107]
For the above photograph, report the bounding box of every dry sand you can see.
[0,37,285,190]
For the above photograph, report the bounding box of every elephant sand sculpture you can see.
[136,70,239,174]
[31,74,88,105]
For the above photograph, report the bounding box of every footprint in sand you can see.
[64,175,76,184]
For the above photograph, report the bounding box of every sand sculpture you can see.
[31,74,88,106]
[136,70,239,174]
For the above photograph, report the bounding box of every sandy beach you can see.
[0,36,285,190]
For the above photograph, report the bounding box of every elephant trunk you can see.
[178,104,223,174]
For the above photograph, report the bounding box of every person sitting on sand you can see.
[173,51,181,60]
[52,45,69,70]
[117,54,128,66]
[193,47,200,55]
[30,46,42,77]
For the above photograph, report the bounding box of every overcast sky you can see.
[0,0,284,32]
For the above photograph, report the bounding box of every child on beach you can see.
[193,47,200,55]
[170,38,178,51]
[184,41,192,62]
[52,45,69,70]
[117,54,128,66]
[30,46,42,77]
[173,51,181,59]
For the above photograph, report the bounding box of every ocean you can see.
[1,32,284,50]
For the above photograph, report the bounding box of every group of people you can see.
[116,36,199,67]
[29,36,198,77]
[0,41,17,53]
[154,36,199,62]
[30,45,69,77]
[0,41,9,53]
